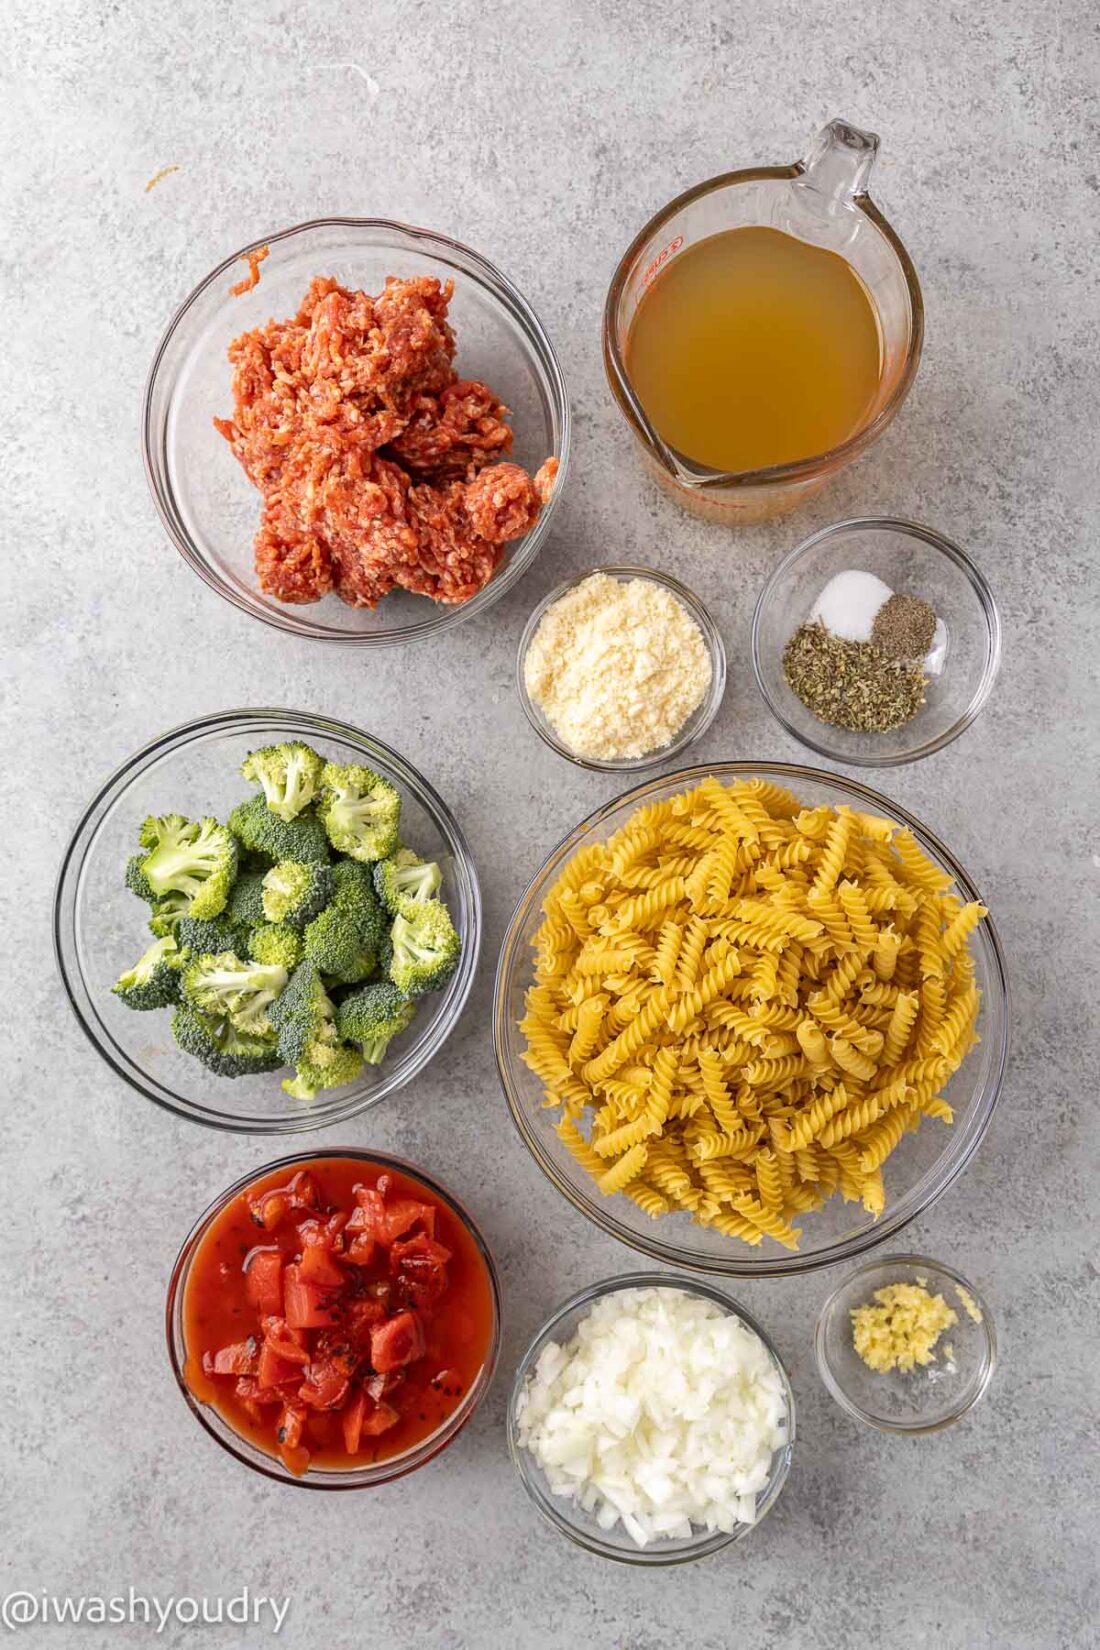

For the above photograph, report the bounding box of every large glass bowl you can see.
[167,1150,502,1488]
[507,1273,794,1563]
[55,709,480,1132]
[493,762,1009,1277]
[143,219,570,645]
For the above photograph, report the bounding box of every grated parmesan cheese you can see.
[523,573,712,761]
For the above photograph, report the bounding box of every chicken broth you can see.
[625,226,882,473]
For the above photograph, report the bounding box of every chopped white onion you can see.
[515,1287,788,1548]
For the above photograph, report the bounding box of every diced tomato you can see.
[259,1317,310,1364]
[234,1377,283,1407]
[204,1337,258,1377]
[391,1232,451,1308]
[360,1400,400,1437]
[344,1298,387,1353]
[390,1232,451,1270]
[366,1370,405,1403]
[344,1233,376,1266]
[383,1199,437,1242]
[244,1249,283,1315]
[257,1343,306,1390]
[298,1242,346,1289]
[276,1403,310,1474]
[283,1263,342,1330]
[342,1387,367,1454]
[369,1310,425,1372]
[349,1187,387,1243]
[298,1359,352,1411]
[248,1170,319,1231]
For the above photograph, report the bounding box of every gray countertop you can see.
[3,3,1096,1647]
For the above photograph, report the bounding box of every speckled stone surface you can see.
[2,3,1097,1646]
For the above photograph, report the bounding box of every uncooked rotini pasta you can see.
[518,778,987,1251]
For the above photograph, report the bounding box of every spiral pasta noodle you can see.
[521,778,987,1251]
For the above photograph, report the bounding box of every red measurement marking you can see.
[636,236,684,303]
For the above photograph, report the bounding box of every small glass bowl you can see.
[752,518,1001,766]
[515,565,726,772]
[143,218,569,646]
[54,708,480,1133]
[507,1272,794,1563]
[166,1150,502,1487]
[494,761,1009,1277]
[815,1253,996,1434]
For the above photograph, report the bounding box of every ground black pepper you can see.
[872,592,937,659]
[783,621,927,732]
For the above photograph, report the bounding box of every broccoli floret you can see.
[268,961,341,1070]
[171,1004,283,1078]
[335,980,417,1064]
[315,762,401,863]
[282,1043,364,1102]
[261,859,334,928]
[137,813,238,919]
[373,846,443,917]
[302,861,386,985]
[389,902,461,997]
[112,934,184,1011]
[125,854,156,903]
[228,796,331,865]
[181,952,288,1039]
[176,914,250,957]
[225,869,267,929]
[249,923,304,971]
[148,890,191,938]
[240,742,325,822]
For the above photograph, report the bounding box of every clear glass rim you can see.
[602,164,925,490]
[493,760,1010,1277]
[506,1270,795,1564]
[165,1149,503,1488]
[750,516,1003,767]
[813,1251,997,1434]
[53,707,482,1133]
[514,564,727,772]
[141,216,571,647]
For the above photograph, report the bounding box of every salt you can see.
[808,569,895,642]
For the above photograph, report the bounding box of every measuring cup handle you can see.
[796,119,880,206]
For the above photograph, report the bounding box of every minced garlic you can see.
[851,1282,958,1374]
[523,573,712,761]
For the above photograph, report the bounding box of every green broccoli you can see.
[268,961,341,1071]
[112,934,184,1011]
[228,796,331,865]
[171,1004,283,1078]
[225,869,267,929]
[176,914,250,958]
[147,890,192,938]
[282,1043,364,1102]
[261,860,334,928]
[249,923,304,971]
[181,952,288,1039]
[125,854,156,903]
[241,742,325,822]
[335,980,417,1064]
[137,813,238,919]
[302,860,386,985]
[373,846,443,917]
[315,762,401,863]
[389,902,461,997]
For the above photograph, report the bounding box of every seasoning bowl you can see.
[751,518,1001,766]
[54,708,480,1133]
[494,762,1009,1277]
[143,219,570,646]
[515,565,726,772]
[166,1150,502,1487]
[507,1272,794,1564]
[815,1254,996,1434]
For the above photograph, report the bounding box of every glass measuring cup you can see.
[603,120,924,523]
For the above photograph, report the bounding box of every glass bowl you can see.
[493,762,1009,1277]
[54,708,481,1132]
[143,218,570,646]
[515,564,726,772]
[815,1253,996,1433]
[752,518,1001,766]
[166,1150,502,1487]
[507,1272,794,1563]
